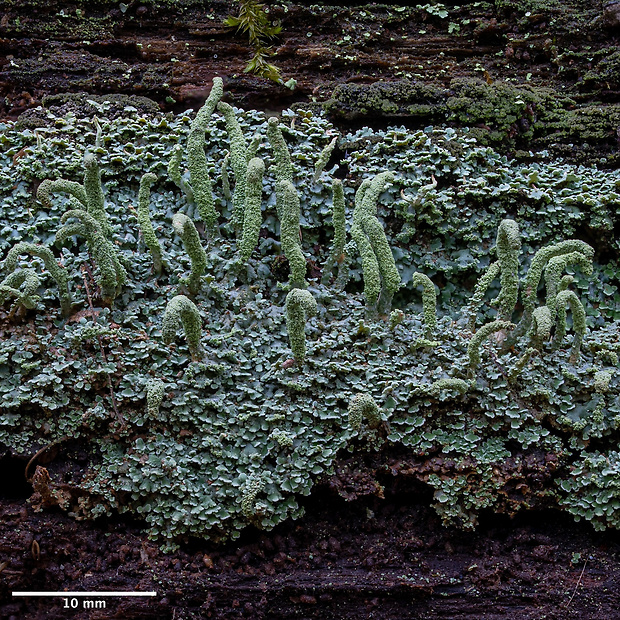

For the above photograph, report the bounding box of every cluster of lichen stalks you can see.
[0,79,598,439]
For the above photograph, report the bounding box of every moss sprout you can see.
[553,290,586,361]
[313,135,338,182]
[0,269,41,310]
[468,319,515,372]
[496,219,521,321]
[508,347,538,382]
[56,210,125,305]
[466,261,501,331]
[278,180,307,289]
[518,239,594,335]
[529,305,553,349]
[137,172,163,276]
[285,288,317,363]
[348,393,381,431]
[351,172,399,316]
[162,295,203,360]
[187,77,223,230]
[411,272,437,337]
[239,157,265,262]
[146,378,165,418]
[172,213,207,296]
[321,179,347,285]
[267,117,293,220]
[3,242,72,316]
[218,101,249,235]
[545,251,593,320]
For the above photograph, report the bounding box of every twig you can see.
[81,265,124,427]
[24,436,68,481]
[566,559,587,609]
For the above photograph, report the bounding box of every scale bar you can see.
[13,592,157,597]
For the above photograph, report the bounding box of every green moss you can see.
[324,81,445,122]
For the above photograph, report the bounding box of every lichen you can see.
[238,157,265,263]
[137,172,163,276]
[348,393,381,431]
[285,288,317,363]
[172,213,207,296]
[161,294,203,360]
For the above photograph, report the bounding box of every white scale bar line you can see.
[13,592,157,597]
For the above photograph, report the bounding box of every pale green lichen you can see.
[466,261,500,331]
[241,476,264,519]
[411,272,437,337]
[530,305,553,349]
[412,378,470,398]
[218,101,249,235]
[247,133,261,161]
[285,288,317,363]
[0,269,41,309]
[56,210,125,305]
[221,151,232,201]
[351,173,399,316]
[518,239,594,335]
[172,213,207,296]
[313,135,338,182]
[161,294,203,360]
[348,393,381,431]
[3,242,72,316]
[37,152,112,237]
[496,219,521,321]
[146,378,165,418]
[239,157,265,262]
[594,370,613,394]
[278,180,307,289]
[321,179,347,285]
[187,77,223,230]
[269,428,294,447]
[83,153,112,238]
[553,289,586,361]
[267,117,293,220]
[468,319,515,372]
[37,178,87,210]
[508,347,538,382]
[389,309,405,330]
[167,143,193,201]
[545,251,593,320]
[137,172,163,276]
